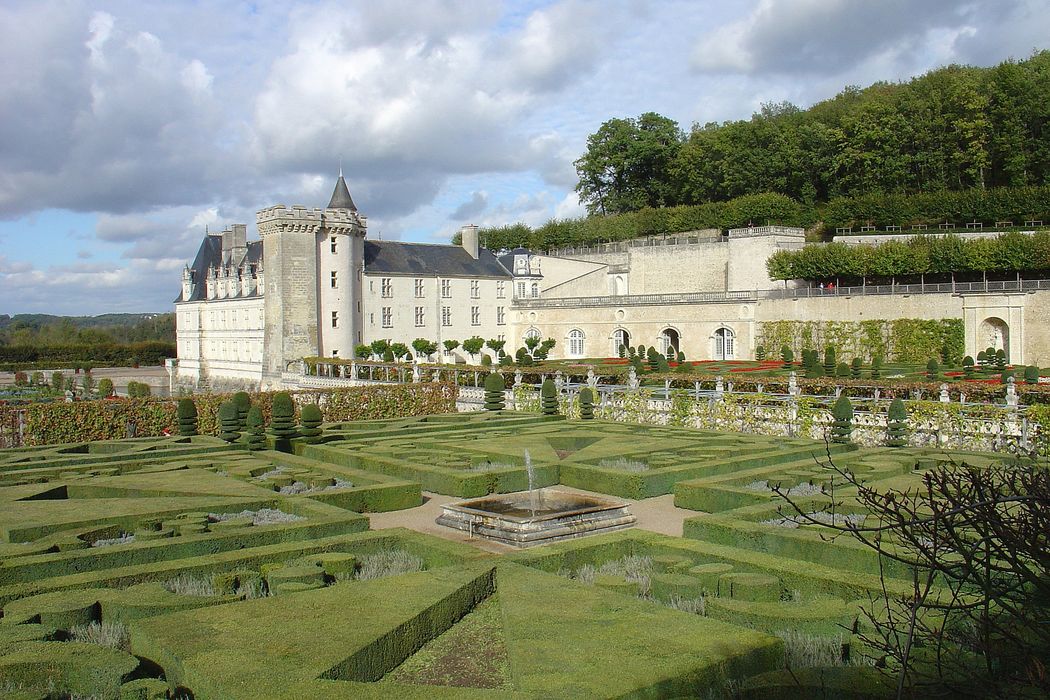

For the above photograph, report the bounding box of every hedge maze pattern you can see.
[0,412,1011,698]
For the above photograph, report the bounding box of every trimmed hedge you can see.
[18,383,458,446]
[768,231,1050,281]
[823,185,1050,230]
[0,341,174,369]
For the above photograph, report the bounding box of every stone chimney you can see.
[221,224,248,262]
[460,224,479,259]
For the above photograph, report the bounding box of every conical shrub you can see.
[270,392,298,439]
[886,398,907,448]
[232,392,251,428]
[926,358,939,380]
[850,357,862,379]
[176,398,198,436]
[484,373,505,411]
[246,406,266,451]
[541,378,558,415]
[963,355,975,379]
[218,401,241,443]
[870,356,883,379]
[831,395,852,444]
[579,388,594,420]
[299,403,323,442]
[823,347,836,375]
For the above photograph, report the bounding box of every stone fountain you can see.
[436,450,636,547]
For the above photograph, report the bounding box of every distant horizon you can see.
[2,0,1047,315]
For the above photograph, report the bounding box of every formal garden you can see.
[0,386,1044,699]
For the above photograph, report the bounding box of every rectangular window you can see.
[441,279,451,298]
[496,280,505,298]
[517,282,526,298]
[414,306,425,327]
[382,307,392,328]
[441,307,451,327]
[471,306,480,326]
[330,271,338,288]
[414,278,425,297]
[381,278,392,298]
[496,306,505,325]
[331,311,338,328]
[330,236,337,253]
[531,282,539,298]
[470,280,480,298]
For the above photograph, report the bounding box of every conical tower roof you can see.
[327,172,357,211]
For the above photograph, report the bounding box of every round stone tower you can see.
[258,173,367,379]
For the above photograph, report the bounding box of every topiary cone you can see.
[541,378,559,415]
[218,401,241,443]
[579,388,594,420]
[176,398,198,436]
[246,406,266,451]
[270,392,298,439]
[831,395,852,444]
[886,398,907,448]
[300,403,323,442]
[232,392,251,428]
[484,373,506,411]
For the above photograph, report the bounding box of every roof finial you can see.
[339,158,343,179]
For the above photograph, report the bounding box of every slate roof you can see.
[497,247,534,271]
[175,236,263,303]
[327,175,357,211]
[364,240,511,278]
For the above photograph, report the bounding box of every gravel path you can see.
[366,486,702,555]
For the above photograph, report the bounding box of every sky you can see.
[1,0,1048,315]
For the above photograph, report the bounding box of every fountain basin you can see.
[436,489,636,547]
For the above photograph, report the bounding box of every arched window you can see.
[530,282,539,298]
[612,328,631,356]
[713,327,735,360]
[568,329,585,357]
[524,327,541,342]
[660,328,680,358]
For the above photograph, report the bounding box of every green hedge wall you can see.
[756,318,964,363]
[469,193,816,252]
[823,185,1050,230]
[19,383,457,446]
[0,341,174,369]
[767,231,1050,281]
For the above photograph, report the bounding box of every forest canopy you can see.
[574,51,1050,215]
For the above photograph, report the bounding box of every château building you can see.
[175,174,1050,390]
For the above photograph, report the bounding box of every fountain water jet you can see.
[437,450,636,547]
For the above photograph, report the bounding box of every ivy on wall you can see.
[756,318,963,363]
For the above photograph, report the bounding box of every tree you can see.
[51,371,64,392]
[97,378,114,398]
[781,345,794,368]
[484,372,505,411]
[218,401,241,443]
[176,398,198,437]
[886,398,908,447]
[233,392,251,429]
[831,395,852,444]
[926,358,940,380]
[772,457,1050,698]
[462,336,485,363]
[299,404,323,443]
[541,379,559,415]
[354,343,371,359]
[369,339,390,360]
[270,392,297,441]
[412,338,438,362]
[442,339,460,361]
[389,343,410,361]
[245,406,266,451]
[579,388,594,419]
[851,357,863,378]
[486,339,506,358]
[574,112,683,215]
